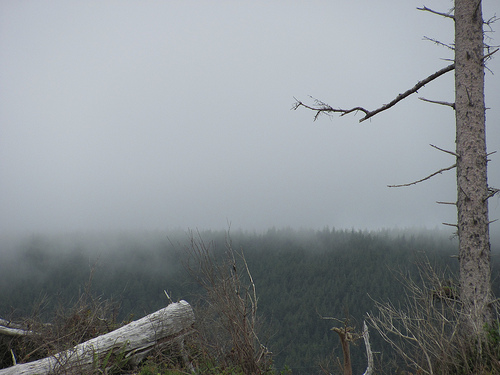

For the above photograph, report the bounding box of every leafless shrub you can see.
[184,230,271,374]
[3,267,122,374]
[367,255,500,375]
[130,334,195,374]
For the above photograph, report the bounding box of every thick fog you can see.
[1,1,499,237]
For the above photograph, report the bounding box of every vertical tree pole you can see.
[454,0,492,335]
[293,1,499,342]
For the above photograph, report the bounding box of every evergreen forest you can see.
[1,227,499,374]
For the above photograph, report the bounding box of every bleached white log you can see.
[362,321,374,375]
[0,325,32,337]
[0,319,33,337]
[0,300,195,375]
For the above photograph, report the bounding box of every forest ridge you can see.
[1,228,499,374]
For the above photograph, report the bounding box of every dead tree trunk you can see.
[454,0,493,336]
[0,301,195,375]
[293,0,497,345]
[331,326,355,375]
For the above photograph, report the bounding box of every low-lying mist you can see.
[0,226,466,318]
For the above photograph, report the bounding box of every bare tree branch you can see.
[292,97,369,121]
[423,36,455,50]
[482,47,499,61]
[485,187,500,201]
[388,164,456,188]
[436,201,457,205]
[419,97,455,109]
[429,144,459,157]
[293,64,455,123]
[484,14,499,29]
[417,6,455,20]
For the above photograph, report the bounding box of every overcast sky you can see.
[1,1,499,236]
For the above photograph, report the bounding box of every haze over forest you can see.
[3,227,496,374]
[1,1,499,238]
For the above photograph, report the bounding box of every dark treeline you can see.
[1,228,499,374]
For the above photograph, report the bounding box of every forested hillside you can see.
[1,228,499,374]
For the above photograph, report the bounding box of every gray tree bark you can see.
[454,0,493,335]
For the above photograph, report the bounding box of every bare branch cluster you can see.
[368,259,460,374]
[484,14,499,29]
[184,231,270,374]
[0,268,123,372]
[368,257,500,374]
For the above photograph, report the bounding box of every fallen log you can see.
[0,300,195,375]
[0,319,33,337]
